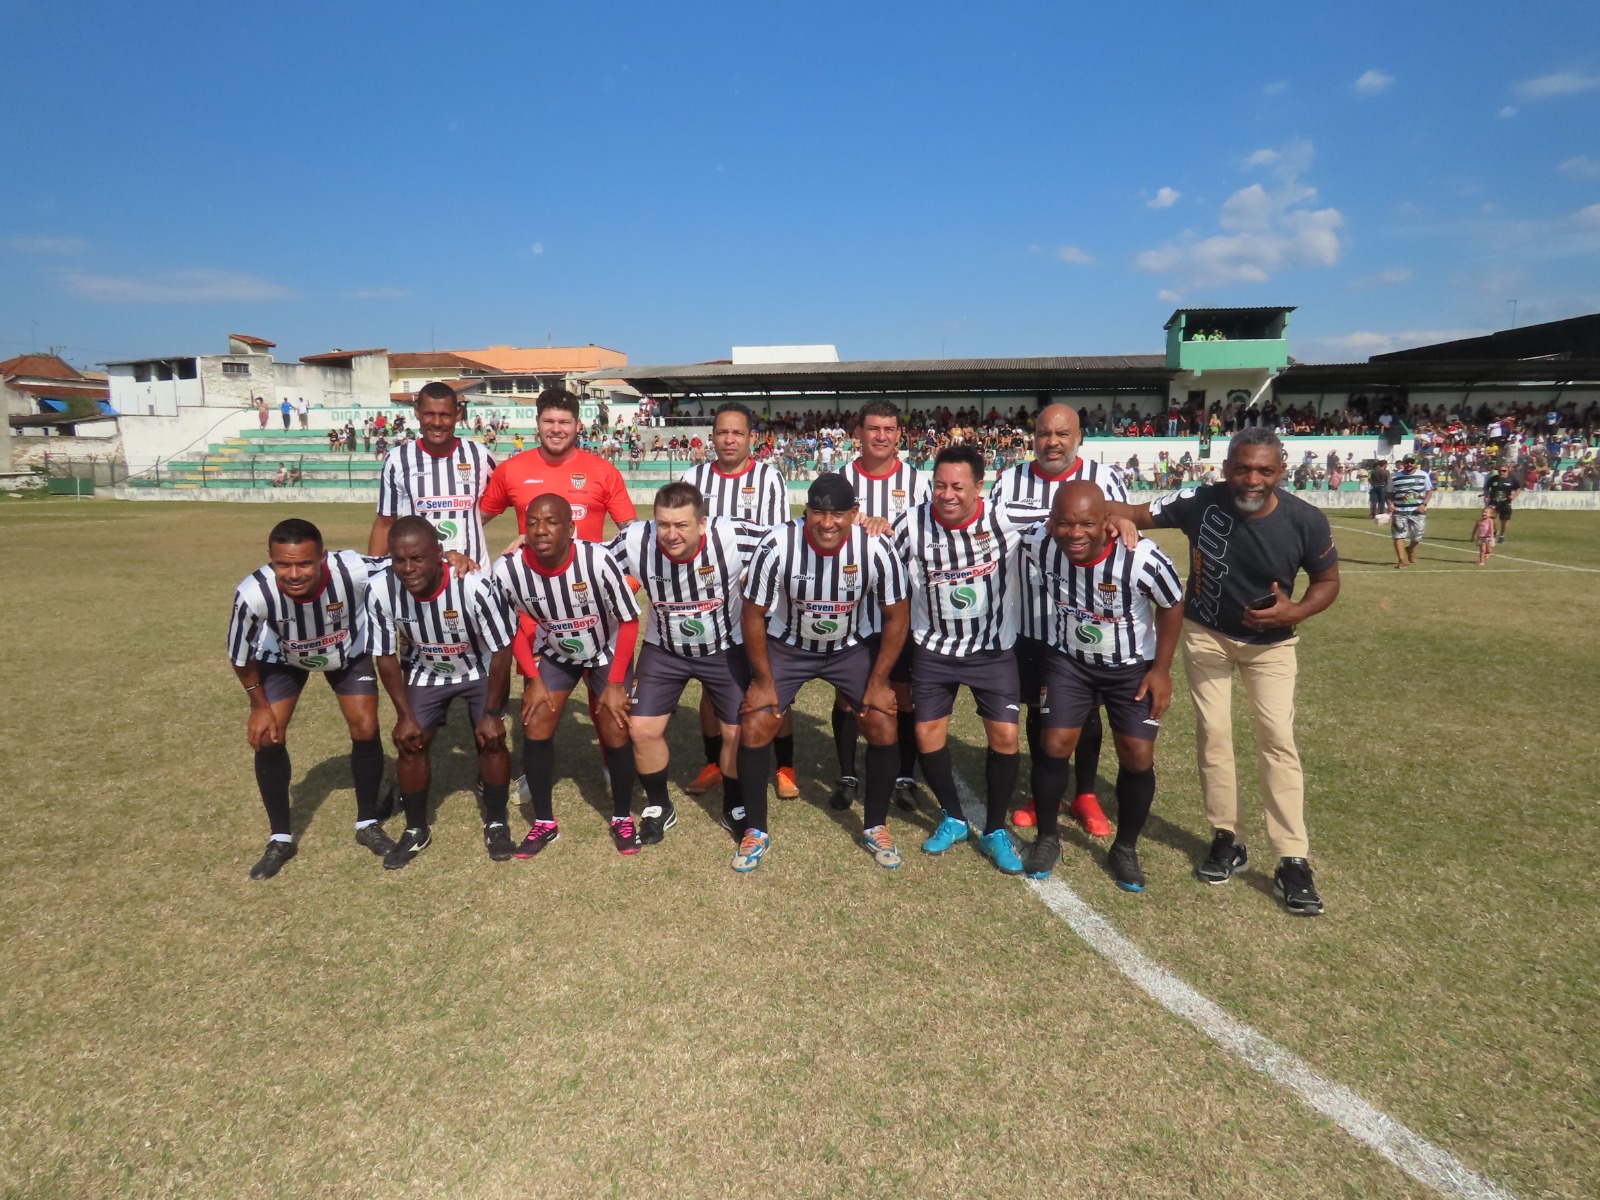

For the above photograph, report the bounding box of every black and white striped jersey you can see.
[227,550,387,670]
[1019,531,1183,666]
[839,457,931,520]
[367,563,516,685]
[891,501,1049,656]
[744,521,909,653]
[607,517,747,657]
[680,460,790,538]
[491,542,639,669]
[376,438,497,561]
[990,457,1129,642]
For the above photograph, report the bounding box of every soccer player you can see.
[892,445,1048,873]
[990,402,1128,838]
[491,494,643,857]
[609,482,759,844]
[1388,454,1435,568]
[1018,482,1183,890]
[368,517,518,869]
[369,382,497,562]
[679,402,791,802]
[226,519,395,880]
[1483,463,1520,543]
[1110,428,1340,915]
[736,474,911,873]
[835,398,931,812]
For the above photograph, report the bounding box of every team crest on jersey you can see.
[697,564,716,576]
[1096,583,1119,599]
[891,489,907,511]
[740,486,757,499]
[570,474,586,490]
[843,563,859,575]
[326,601,345,616]
[455,462,472,472]
[572,581,589,593]
[443,609,460,619]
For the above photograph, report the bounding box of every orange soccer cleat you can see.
[774,766,800,799]
[685,762,723,796]
[1068,793,1112,838]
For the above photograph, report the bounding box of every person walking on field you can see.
[1109,428,1340,916]
[1388,454,1435,568]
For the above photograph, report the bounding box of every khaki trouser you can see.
[1180,620,1309,859]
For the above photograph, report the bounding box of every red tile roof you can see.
[389,351,498,372]
[299,348,388,364]
[229,333,276,348]
[1,353,85,382]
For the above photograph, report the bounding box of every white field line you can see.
[1334,523,1600,574]
[948,774,1517,1200]
[1338,567,1569,575]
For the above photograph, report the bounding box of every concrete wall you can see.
[119,406,258,474]
[107,366,205,417]
[275,354,398,412]
[198,352,274,409]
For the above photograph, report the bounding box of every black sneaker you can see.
[892,778,919,811]
[1196,830,1247,884]
[716,805,747,843]
[828,776,860,811]
[1273,857,1325,916]
[249,839,297,880]
[638,800,678,845]
[483,821,515,862]
[515,820,560,859]
[355,822,397,857]
[1109,844,1146,892]
[1023,833,1061,879]
[384,826,431,871]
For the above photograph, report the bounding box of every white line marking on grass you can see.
[1333,524,1600,573]
[948,774,1517,1200]
[1339,567,1569,575]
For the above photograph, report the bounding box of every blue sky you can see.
[4,0,1598,370]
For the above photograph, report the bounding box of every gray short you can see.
[260,654,379,704]
[407,676,491,732]
[763,639,872,714]
[631,642,750,723]
[1391,512,1426,542]
[911,645,1020,724]
[537,652,635,698]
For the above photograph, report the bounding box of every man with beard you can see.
[1110,428,1340,915]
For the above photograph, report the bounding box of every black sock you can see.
[401,788,429,829]
[773,733,795,772]
[896,712,918,779]
[918,745,961,821]
[603,742,636,819]
[254,744,292,836]
[350,737,384,822]
[1025,706,1044,766]
[522,738,555,822]
[722,771,747,834]
[832,707,859,778]
[863,744,898,829]
[1073,710,1103,798]
[639,767,670,811]
[703,734,723,766]
[984,749,1020,836]
[1031,753,1072,837]
[481,780,509,825]
[1113,767,1156,849]
[736,742,771,832]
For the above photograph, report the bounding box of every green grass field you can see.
[1,498,1596,1199]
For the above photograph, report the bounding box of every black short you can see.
[537,653,634,698]
[260,654,378,704]
[910,645,1020,724]
[1493,501,1513,520]
[1040,652,1161,741]
[407,677,491,731]
[631,642,750,723]
[1015,636,1049,709]
[764,639,873,713]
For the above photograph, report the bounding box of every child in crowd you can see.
[1474,506,1496,565]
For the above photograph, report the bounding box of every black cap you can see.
[1402,454,1417,464]
[806,473,857,512]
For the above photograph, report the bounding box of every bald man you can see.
[989,403,1129,838]
[1016,481,1183,889]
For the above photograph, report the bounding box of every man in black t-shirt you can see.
[1482,465,1521,543]
[1368,460,1392,520]
[1111,428,1340,915]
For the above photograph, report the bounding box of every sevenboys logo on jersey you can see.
[571,504,589,521]
[415,496,473,515]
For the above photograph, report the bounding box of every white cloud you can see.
[531,242,545,255]
[1146,187,1181,209]
[1575,204,1600,227]
[6,235,87,255]
[1056,244,1095,265]
[1157,288,1182,304]
[1135,140,1342,289]
[64,268,293,303]
[1499,105,1518,119]
[1514,71,1600,99]
[1354,69,1395,96]
[348,287,410,300]
[1560,155,1600,177]
[1299,329,1485,361]
[1262,80,1289,97]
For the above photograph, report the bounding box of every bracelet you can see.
[244,683,262,693]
